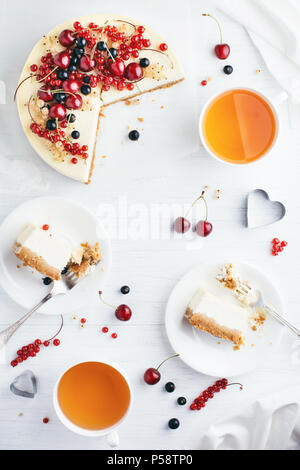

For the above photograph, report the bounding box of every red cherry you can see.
[144,368,161,385]
[143,354,179,385]
[109,58,126,77]
[195,220,213,237]
[54,50,71,69]
[59,29,75,47]
[49,104,66,121]
[62,79,80,93]
[124,62,143,81]
[79,55,96,72]
[37,85,53,102]
[214,44,230,60]
[173,217,191,234]
[65,94,82,110]
[115,304,132,321]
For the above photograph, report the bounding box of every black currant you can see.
[165,382,175,393]
[108,48,117,58]
[73,47,84,58]
[81,84,91,95]
[57,69,69,81]
[68,65,77,73]
[70,55,79,66]
[177,397,186,406]
[43,277,52,286]
[54,92,66,103]
[128,130,139,141]
[97,41,106,51]
[76,37,87,48]
[140,58,150,68]
[71,130,80,139]
[168,418,180,430]
[223,65,233,75]
[83,75,91,84]
[67,113,76,123]
[46,119,57,130]
[120,285,130,295]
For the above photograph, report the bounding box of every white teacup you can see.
[53,359,132,447]
[199,86,287,165]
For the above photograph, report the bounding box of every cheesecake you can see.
[12,223,100,281]
[185,288,249,347]
[16,14,184,183]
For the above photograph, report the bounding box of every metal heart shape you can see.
[10,370,37,399]
[246,189,286,228]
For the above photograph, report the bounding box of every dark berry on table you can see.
[173,217,191,234]
[120,285,130,295]
[57,69,69,81]
[165,382,175,393]
[97,41,106,51]
[140,58,150,68]
[46,119,57,131]
[223,65,233,75]
[43,277,52,286]
[128,130,139,141]
[76,37,87,48]
[83,75,91,84]
[67,113,76,123]
[54,92,66,103]
[81,84,91,95]
[177,397,187,406]
[71,130,80,139]
[108,48,118,58]
[168,418,180,430]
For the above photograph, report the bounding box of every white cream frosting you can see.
[15,223,82,271]
[188,288,249,333]
[17,14,184,183]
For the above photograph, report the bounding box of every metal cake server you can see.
[236,282,300,337]
[0,270,81,350]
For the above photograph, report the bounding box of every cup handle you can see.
[106,430,119,447]
[272,90,288,106]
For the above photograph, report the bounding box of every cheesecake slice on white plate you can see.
[185,288,249,348]
[12,223,100,281]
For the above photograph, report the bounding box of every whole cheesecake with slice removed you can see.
[16,15,184,183]
[12,223,100,281]
[185,288,249,348]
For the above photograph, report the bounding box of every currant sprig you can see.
[190,379,243,410]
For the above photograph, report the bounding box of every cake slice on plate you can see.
[184,288,249,347]
[12,223,100,281]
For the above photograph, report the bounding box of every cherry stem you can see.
[227,382,243,391]
[14,75,36,101]
[156,353,179,371]
[46,314,64,342]
[37,66,58,83]
[202,13,223,44]
[98,290,116,310]
[115,19,137,33]
[184,190,208,221]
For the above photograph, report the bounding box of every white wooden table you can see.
[0,0,299,450]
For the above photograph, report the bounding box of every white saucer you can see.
[0,197,112,315]
[165,261,285,378]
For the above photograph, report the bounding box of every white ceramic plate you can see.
[0,197,112,315]
[165,261,284,378]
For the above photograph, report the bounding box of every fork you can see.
[0,270,80,351]
[235,282,300,337]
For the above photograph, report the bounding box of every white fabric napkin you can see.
[199,385,300,450]
[215,0,300,127]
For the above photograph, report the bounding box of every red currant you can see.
[159,43,168,51]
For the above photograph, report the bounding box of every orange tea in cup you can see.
[202,89,277,164]
[57,361,131,430]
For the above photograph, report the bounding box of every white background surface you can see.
[0,0,300,450]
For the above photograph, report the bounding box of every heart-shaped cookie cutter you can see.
[246,189,286,228]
